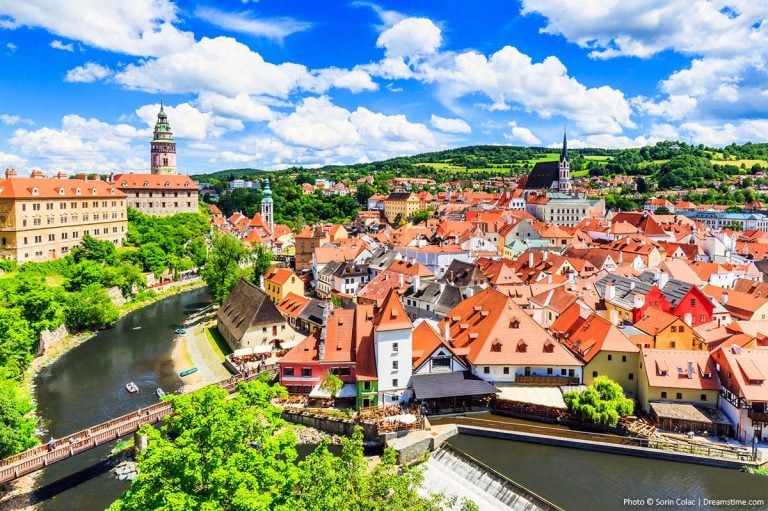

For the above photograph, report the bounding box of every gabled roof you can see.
[715,347,768,402]
[411,320,466,371]
[633,307,681,335]
[439,288,581,367]
[280,309,356,365]
[217,278,285,343]
[113,173,198,190]
[265,266,297,286]
[277,292,309,319]
[610,212,667,236]
[561,314,639,363]
[641,349,720,391]
[523,161,559,190]
[529,285,578,314]
[375,288,413,332]
[0,176,126,198]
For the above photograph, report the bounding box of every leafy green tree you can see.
[71,234,117,264]
[563,376,634,426]
[102,262,146,296]
[65,284,120,331]
[0,308,36,377]
[138,242,167,276]
[251,244,273,285]
[202,234,250,303]
[356,182,376,205]
[65,259,105,292]
[110,381,448,511]
[0,377,37,457]
[320,371,344,398]
[654,206,670,215]
[411,208,433,225]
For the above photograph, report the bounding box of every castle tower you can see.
[558,128,571,192]
[261,178,274,233]
[150,103,177,175]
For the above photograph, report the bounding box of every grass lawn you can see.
[45,274,65,287]
[584,155,611,161]
[571,169,589,178]
[205,325,232,360]
[711,159,768,168]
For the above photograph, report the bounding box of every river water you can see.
[30,287,768,510]
[33,287,211,511]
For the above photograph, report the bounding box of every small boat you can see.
[174,328,187,335]
[179,367,198,377]
[125,382,139,393]
[132,326,142,330]
[156,388,166,398]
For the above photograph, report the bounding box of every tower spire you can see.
[560,125,568,163]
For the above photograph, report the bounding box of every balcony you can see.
[748,409,768,425]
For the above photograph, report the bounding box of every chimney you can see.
[412,274,420,293]
[528,252,534,268]
[684,313,693,326]
[618,250,624,264]
[439,281,445,294]
[547,274,552,284]
[687,360,694,379]
[466,287,474,298]
[605,282,616,301]
[659,270,670,289]
[444,319,451,343]
[653,268,661,282]
[259,275,265,290]
[633,293,645,309]
[630,281,635,291]
[4,168,17,179]
[721,292,728,305]
[609,309,619,326]
[399,273,404,288]
[542,250,548,261]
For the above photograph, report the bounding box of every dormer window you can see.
[121,180,128,186]
[91,188,98,195]
[184,182,189,187]
[509,318,520,329]
[164,181,171,188]
[543,340,554,353]
[516,339,527,353]
[31,187,39,196]
[143,181,149,187]
[58,188,65,196]
[75,188,81,196]
[491,340,502,352]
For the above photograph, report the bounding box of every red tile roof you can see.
[0,177,126,198]
[641,349,720,391]
[375,288,413,332]
[112,173,198,190]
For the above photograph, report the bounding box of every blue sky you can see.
[0,0,766,174]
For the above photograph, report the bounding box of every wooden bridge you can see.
[0,368,276,486]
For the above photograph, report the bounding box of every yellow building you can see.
[0,169,127,262]
[560,314,641,396]
[633,307,705,350]
[383,192,420,223]
[637,349,720,412]
[263,266,305,304]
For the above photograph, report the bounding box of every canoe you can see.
[174,328,187,335]
[179,367,198,377]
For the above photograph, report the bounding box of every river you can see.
[448,433,768,511]
[32,287,211,511]
[30,287,768,510]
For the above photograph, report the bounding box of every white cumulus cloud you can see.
[376,17,442,58]
[504,122,541,145]
[65,62,114,83]
[195,7,313,41]
[49,39,73,51]
[430,115,471,133]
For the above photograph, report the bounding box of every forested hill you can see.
[193,144,623,180]
[193,140,768,183]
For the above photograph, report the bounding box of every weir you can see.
[421,443,562,511]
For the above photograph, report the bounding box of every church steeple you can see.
[558,127,571,192]
[560,127,569,164]
[261,178,274,233]
[151,103,177,175]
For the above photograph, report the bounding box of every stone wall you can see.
[282,410,379,441]
[38,323,69,355]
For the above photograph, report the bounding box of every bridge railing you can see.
[0,371,262,484]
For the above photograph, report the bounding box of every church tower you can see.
[261,178,274,233]
[150,103,177,175]
[558,128,571,192]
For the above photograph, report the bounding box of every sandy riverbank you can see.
[170,319,232,394]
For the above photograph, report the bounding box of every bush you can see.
[564,376,634,426]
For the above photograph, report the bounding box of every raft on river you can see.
[179,367,198,377]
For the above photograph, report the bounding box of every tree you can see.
[202,234,250,303]
[0,377,37,458]
[138,242,167,276]
[71,234,117,264]
[411,208,433,225]
[563,376,634,426]
[320,371,343,398]
[654,206,670,215]
[110,381,449,511]
[251,244,273,285]
[65,284,120,331]
[0,308,36,377]
[65,260,105,292]
[356,182,376,205]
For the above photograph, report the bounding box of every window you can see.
[607,354,613,361]
[622,355,627,362]
[628,373,634,380]
[392,360,398,371]
[392,342,398,352]
[676,392,683,400]
[690,298,697,306]
[700,314,706,323]
[661,392,667,399]
[301,368,311,377]
[670,325,677,333]
[592,371,598,377]
[283,367,294,377]
[701,394,707,401]
[483,366,490,374]
[503,367,509,375]
[339,367,350,376]
[561,369,567,376]
[363,381,371,391]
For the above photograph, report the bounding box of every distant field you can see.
[571,169,589,178]
[584,155,611,161]
[711,159,768,168]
